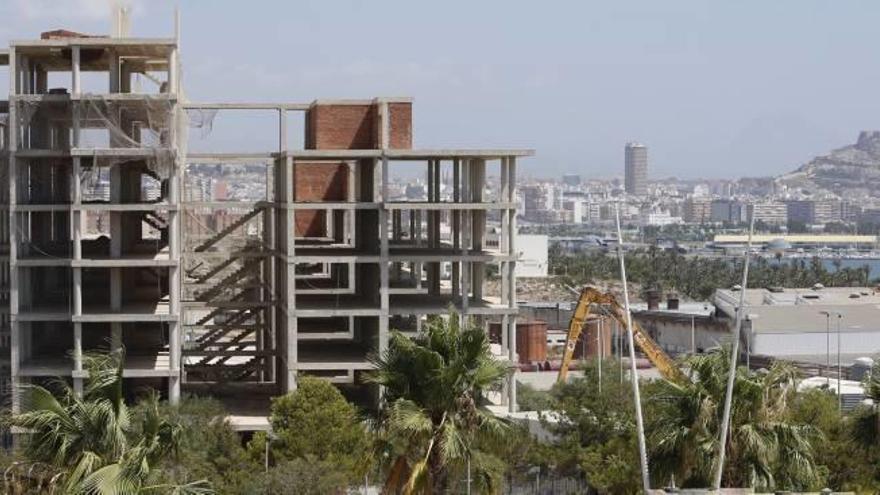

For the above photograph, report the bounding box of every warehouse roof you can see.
[714,287,880,334]
[713,234,878,245]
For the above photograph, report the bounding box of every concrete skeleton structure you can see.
[0,26,532,417]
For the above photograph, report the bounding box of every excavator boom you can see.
[557,287,687,384]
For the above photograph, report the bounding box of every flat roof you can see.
[713,234,878,244]
[716,286,880,307]
[714,287,880,334]
[276,149,534,160]
[8,38,175,71]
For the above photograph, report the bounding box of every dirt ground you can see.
[484,276,645,303]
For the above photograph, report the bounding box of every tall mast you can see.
[615,203,651,492]
[713,208,756,489]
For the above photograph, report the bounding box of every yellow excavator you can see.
[557,286,688,384]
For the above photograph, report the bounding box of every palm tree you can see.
[6,350,212,494]
[648,348,821,491]
[369,314,509,494]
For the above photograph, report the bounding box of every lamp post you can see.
[819,311,831,387]
[837,313,843,412]
[597,317,603,394]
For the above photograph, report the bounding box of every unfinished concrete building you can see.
[0,26,531,419]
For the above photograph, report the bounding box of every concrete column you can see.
[432,160,441,295]
[507,156,518,413]
[8,48,19,413]
[391,210,402,281]
[71,46,81,97]
[347,162,356,246]
[21,56,31,95]
[34,65,47,94]
[508,315,517,413]
[414,210,422,289]
[500,158,509,354]
[425,161,434,292]
[471,160,485,301]
[278,109,287,153]
[168,94,183,405]
[461,160,470,316]
[108,49,119,93]
[379,157,390,356]
[168,47,179,94]
[285,157,297,391]
[73,323,83,395]
[451,159,460,299]
[119,61,131,94]
[508,158,517,303]
[109,162,122,351]
[266,202,277,382]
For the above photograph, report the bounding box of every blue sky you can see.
[2,0,879,179]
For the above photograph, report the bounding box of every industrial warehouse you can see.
[0,24,532,421]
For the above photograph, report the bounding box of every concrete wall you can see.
[753,330,880,358]
[633,311,731,355]
[515,234,548,278]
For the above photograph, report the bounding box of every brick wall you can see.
[305,100,412,150]
[388,102,412,149]
[294,162,348,237]
[306,104,375,150]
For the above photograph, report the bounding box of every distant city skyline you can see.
[2,1,879,179]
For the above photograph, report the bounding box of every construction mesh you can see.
[186,108,218,139]
[15,95,179,179]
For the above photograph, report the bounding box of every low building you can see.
[711,234,878,250]
[786,199,842,225]
[516,235,549,278]
[631,295,727,356]
[713,286,880,366]
[748,202,787,225]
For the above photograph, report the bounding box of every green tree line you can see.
[4,320,880,493]
[551,247,873,300]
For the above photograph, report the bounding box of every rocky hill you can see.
[778,131,880,196]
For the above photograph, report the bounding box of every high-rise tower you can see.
[624,142,648,195]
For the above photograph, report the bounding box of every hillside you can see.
[778,131,880,196]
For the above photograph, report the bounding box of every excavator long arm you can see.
[557,287,688,384]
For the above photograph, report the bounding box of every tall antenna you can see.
[713,208,756,490]
[615,203,651,493]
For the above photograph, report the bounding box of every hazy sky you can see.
[2,0,879,180]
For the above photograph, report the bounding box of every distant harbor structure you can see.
[711,234,879,251]
[625,142,648,195]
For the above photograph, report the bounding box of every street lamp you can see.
[819,311,832,387]
[837,313,843,412]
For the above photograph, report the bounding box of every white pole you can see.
[691,315,696,354]
[821,311,830,387]
[597,317,603,393]
[264,438,270,472]
[713,210,755,490]
[615,203,651,493]
[837,313,842,411]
